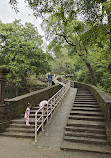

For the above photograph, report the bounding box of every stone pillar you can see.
[0,68,8,104]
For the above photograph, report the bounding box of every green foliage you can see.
[9,0,111,92]
[48,43,75,74]
[0,20,51,86]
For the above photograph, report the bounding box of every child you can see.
[24,103,31,126]
[39,100,48,112]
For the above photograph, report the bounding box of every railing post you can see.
[60,89,62,100]
[51,99,53,117]
[47,103,49,123]
[70,81,73,88]
[42,108,44,131]
[35,114,37,143]
[63,87,65,97]
[54,95,55,105]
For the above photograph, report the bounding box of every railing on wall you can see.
[70,80,74,88]
[60,78,74,88]
[35,82,70,142]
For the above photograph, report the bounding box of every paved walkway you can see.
[35,87,77,149]
[0,88,110,158]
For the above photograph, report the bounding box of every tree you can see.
[9,1,111,46]
[48,43,75,74]
[0,20,51,86]
[45,17,98,85]
[9,0,111,86]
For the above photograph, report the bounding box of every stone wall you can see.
[4,84,61,119]
[0,120,11,133]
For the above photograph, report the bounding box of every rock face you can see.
[61,88,111,155]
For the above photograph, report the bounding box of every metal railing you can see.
[60,78,74,88]
[35,82,70,142]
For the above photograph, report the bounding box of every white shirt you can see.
[39,100,48,108]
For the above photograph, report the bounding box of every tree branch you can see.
[63,35,76,47]
[60,34,78,54]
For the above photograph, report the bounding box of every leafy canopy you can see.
[0,20,51,85]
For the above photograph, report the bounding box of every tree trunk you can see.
[85,62,97,86]
[63,36,98,86]
[108,28,111,49]
[106,9,111,48]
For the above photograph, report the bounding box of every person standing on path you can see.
[48,73,53,87]
[24,103,32,126]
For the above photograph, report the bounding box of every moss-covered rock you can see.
[105,125,111,144]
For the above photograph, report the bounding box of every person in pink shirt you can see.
[39,100,48,112]
[24,103,31,126]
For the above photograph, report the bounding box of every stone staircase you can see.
[0,105,44,138]
[61,88,111,154]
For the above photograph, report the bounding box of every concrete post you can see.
[0,68,8,104]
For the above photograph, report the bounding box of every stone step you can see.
[76,93,94,95]
[0,131,34,138]
[31,107,39,111]
[20,113,48,118]
[77,88,87,89]
[74,102,98,105]
[69,115,105,121]
[65,131,106,139]
[65,126,105,134]
[75,100,98,102]
[75,98,96,100]
[75,100,97,102]
[9,123,35,129]
[77,93,92,95]
[75,98,95,100]
[73,104,100,108]
[31,106,53,110]
[6,127,35,133]
[75,97,95,99]
[76,96,94,98]
[76,91,92,93]
[72,107,101,112]
[77,89,89,90]
[30,109,46,113]
[70,111,104,117]
[75,96,95,98]
[70,110,103,115]
[64,136,107,144]
[32,105,39,108]
[0,118,11,123]
[77,91,90,94]
[74,101,98,103]
[30,109,51,114]
[30,110,40,114]
[0,114,6,118]
[12,118,37,125]
[67,120,105,129]
[61,141,111,154]
[76,92,94,95]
